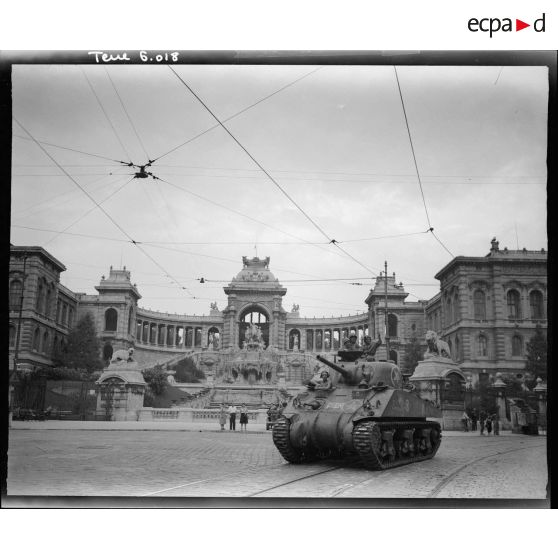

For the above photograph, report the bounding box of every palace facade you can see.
[8,239,547,386]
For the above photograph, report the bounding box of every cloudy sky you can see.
[10,63,548,317]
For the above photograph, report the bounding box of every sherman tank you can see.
[272,350,442,470]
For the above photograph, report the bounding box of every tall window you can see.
[455,336,460,360]
[36,280,44,313]
[289,329,300,350]
[388,314,398,337]
[529,290,544,320]
[473,290,486,320]
[512,335,523,356]
[453,292,459,323]
[185,327,193,347]
[45,286,52,318]
[195,327,202,347]
[33,328,41,351]
[9,325,16,347]
[42,331,49,353]
[9,280,23,311]
[306,329,314,351]
[478,335,487,357]
[208,327,220,349]
[507,289,521,320]
[105,308,118,331]
[333,329,340,350]
[446,297,453,325]
[315,330,323,350]
[128,307,134,334]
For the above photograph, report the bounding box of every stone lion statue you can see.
[424,331,452,359]
[111,347,135,364]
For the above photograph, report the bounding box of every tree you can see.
[173,357,205,383]
[524,324,547,382]
[402,336,424,376]
[143,364,169,396]
[58,313,103,374]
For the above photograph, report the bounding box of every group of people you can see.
[461,409,500,435]
[343,334,382,359]
[219,404,249,431]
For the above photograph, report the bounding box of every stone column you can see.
[493,373,510,429]
[534,377,547,433]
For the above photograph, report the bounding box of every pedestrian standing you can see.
[461,411,470,432]
[228,404,238,430]
[471,409,478,432]
[479,409,487,435]
[485,415,493,435]
[493,413,500,436]
[240,404,249,432]
[218,404,227,431]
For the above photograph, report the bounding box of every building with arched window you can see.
[426,238,547,385]
[9,240,546,387]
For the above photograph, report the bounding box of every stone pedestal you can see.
[96,362,146,421]
[409,357,467,430]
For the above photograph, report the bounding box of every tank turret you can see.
[272,350,442,470]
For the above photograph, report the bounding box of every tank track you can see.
[352,420,442,470]
[272,417,315,464]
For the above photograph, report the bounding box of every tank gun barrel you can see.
[316,354,363,385]
[316,354,348,375]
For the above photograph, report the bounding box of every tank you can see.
[272,350,442,470]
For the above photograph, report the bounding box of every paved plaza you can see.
[5,422,548,501]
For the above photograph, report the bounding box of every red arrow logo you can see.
[516,19,530,31]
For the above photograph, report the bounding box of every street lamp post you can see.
[384,261,390,360]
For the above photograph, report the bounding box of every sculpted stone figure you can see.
[210,301,219,311]
[110,347,135,365]
[424,330,452,359]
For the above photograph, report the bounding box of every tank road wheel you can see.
[354,421,442,470]
[272,417,315,464]
[380,429,396,464]
[352,421,384,470]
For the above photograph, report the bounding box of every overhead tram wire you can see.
[13,133,124,165]
[11,172,125,220]
[155,175,347,260]
[79,67,134,164]
[167,66,378,277]
[13,117,197,299]
[104,67,151,162]
[393,66,457,261]
[44,175,136,246]
[393,66,432,231]
[150,66,322,164]
[430,230,455,258]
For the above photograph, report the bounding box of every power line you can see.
[44,176,135,246]
[104,67,151,161]
[155,175,347,262]
[13,133,123,164]
[168,66,331,241]
[13,117,197,299]
[430,230,455,258]
[152,66,321,163]
[338,229,431,243]
[80,67,133,163]
[11,173,122,220]
[393,66,432,230]
[168,66,377,277]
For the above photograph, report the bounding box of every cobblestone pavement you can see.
[6,429,547,500]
